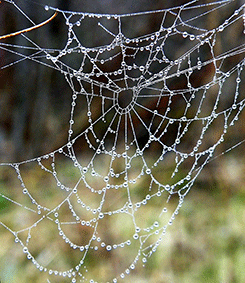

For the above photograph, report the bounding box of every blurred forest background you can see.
[0,0,244,161]
[0,0,245,282]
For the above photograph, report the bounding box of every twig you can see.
[0,11,58,40]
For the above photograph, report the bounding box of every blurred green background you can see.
[0,153,245,282]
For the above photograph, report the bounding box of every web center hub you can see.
[115,87,137,114]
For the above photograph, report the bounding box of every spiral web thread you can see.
[0,0,245,282]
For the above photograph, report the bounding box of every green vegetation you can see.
[0,153,244,283]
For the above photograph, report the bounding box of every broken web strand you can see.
[0,0,245,282]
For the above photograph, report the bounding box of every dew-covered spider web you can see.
[0,0,245,282]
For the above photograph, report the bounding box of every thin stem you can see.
[0,11,58,40]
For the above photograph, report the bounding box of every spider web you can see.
[0,0,245,282]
